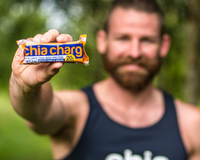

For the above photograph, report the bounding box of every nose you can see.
[128,39,141,58]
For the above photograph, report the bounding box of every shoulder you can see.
[54,89,89,117]
[55,89,89,106]
[175,99,200,156]
[175,99,200,129]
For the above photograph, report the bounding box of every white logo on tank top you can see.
[105,150,169,160]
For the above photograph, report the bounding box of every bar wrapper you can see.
[16,34,89,66]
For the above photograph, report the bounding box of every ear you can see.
[96,30,107,54]
[160,34,171,58]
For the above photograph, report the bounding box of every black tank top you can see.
[62,86,188,160]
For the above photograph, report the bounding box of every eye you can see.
[141,37,156,43]
[117,35,129,41]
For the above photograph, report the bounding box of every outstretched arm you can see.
[9,29,73,135]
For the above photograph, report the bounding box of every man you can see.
[9,0,200,159]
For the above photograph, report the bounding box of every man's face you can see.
[102,8,163,93]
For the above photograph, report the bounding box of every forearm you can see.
[9,30,72,134]
[9,72,53,124]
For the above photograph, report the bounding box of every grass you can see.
[0,90,52,160]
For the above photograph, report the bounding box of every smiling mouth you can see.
[119,64,148,75]
[121,64,143,70]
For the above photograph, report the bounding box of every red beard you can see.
[102,52,162,93]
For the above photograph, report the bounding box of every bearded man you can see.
[9,0,200,160]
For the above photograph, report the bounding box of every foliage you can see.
[156,0,188,99]
[0,90,52,160]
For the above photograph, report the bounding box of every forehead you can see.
[108,7,160,36]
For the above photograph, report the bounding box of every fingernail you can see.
[41,37,48,42]
[59,36,66,41]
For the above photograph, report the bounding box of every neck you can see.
[96,76,159,109]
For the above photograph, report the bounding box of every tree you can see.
[185,0,200,104]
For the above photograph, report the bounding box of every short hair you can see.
[103,0,165,36]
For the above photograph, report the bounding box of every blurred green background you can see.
[0,0,199,159]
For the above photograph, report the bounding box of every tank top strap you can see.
[161,90,187,154]
[162,91,178,125]
[81,85,100,110]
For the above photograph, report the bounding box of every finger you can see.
[45,62,64,78]
[40,29,60,43]
[13,47,24,65]
[17,38,33,64]
[14,47,23,59]
[26,38,33,41]
[56,34,73,43]
[12,47,29,75]
[35,62,63,84]
[14,37,33,61]
[33,34,43,42]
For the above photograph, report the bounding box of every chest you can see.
[101,102,165,129]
